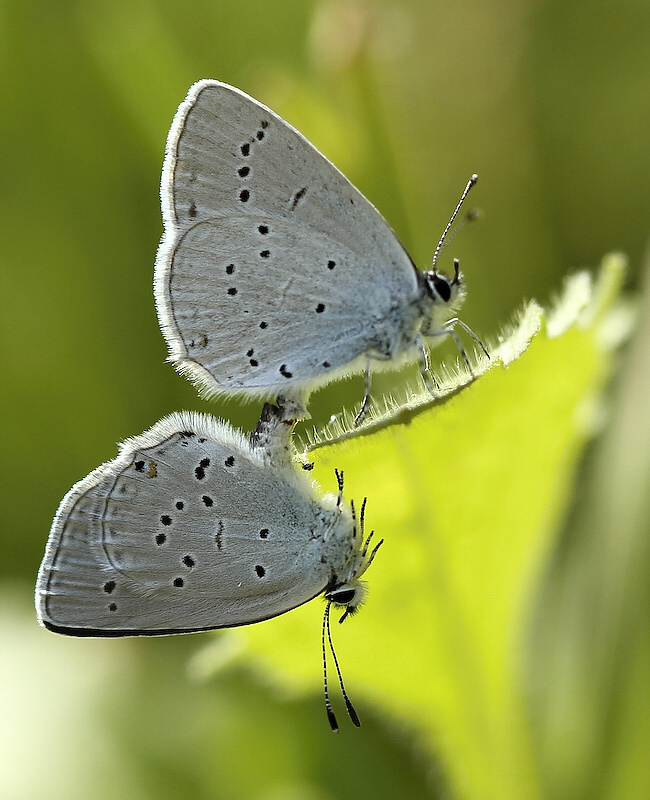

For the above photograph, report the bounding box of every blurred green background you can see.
[1,1,649,798]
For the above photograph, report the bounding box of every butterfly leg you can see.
[353,357,373,426]
[427,326,474,377]
[425,319,489,379]
[448,317,491,360]
[417,335,440,395]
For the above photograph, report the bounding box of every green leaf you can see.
[222,253,631,800]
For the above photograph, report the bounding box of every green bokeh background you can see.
[1,1,649,798]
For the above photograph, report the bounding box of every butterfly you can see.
[36,401,382,730]
[155,80,486,422]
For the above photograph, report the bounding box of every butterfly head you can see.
[325,580,367,624]
[320,535,378,732]
[324,491,383,624]
[321,485,383,731]
[423,257,466,312]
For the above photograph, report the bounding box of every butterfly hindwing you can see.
[36,412,352,635]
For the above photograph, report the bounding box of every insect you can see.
[36,401,381,730]
[155,80,486,422]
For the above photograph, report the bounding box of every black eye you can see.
[329,587,356,606]
[432,275,451,302]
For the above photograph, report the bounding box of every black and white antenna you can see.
[431,174,479,272]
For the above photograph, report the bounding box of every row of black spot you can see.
[132,452,235,481]
[246,348,258,367]
[103,560,267,614]
[102,561,189,611]
[102,536,268,611]
[237,119,268,203]
[154,516,270,543]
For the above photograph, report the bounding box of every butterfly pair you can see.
[36,81,482,730]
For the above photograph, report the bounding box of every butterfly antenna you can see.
[366,537,384,570]
[357,534,384,578]
[431,174,478,272]
[325,602,361,727]
[439,208,481,254]
[322,602,340,732]
[334,469,344,507]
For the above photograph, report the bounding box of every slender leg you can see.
[417,335,440,395]
[444,318,490,359]
[427,327,473,376]
[425,318,490,379]
[354,356,372,426]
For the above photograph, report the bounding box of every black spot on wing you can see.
[189,334,208,349]
[290,187,307,209]
[195,458,210,480]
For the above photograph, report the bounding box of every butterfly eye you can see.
[326,586,357,607]
[427,272,452,303]
[325,586,359,626]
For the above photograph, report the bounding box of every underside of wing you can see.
[36,413,335,635]
[155,81,421,397]
[160,216,421,398]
